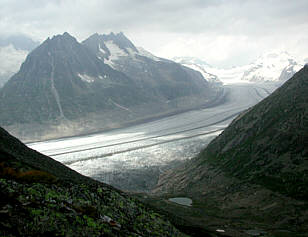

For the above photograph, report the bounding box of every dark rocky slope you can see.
[150,66,308,236]
[0,126,186,236]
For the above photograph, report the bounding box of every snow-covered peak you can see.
[174,52,305,85]
[241,51,304,82]
[84,32,164,68]
[172,56,222,84]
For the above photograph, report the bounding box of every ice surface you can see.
[28,82,279,191]
[169,197,192,206]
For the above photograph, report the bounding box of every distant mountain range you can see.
[0,32,222,141]
[0,45,28,87]
[0,34,39,51]
[0,35,39,87]
[174,51,304,84]
[241,51,304,82]
[152,65,308,236]
[173,57,222,85]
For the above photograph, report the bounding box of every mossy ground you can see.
[0,173,185,237]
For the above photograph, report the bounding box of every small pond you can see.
[168,197,192,206]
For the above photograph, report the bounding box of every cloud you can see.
[0,0,307,67]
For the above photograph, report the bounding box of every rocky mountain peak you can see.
[239,51,304,82]
[41,32,78,49]
[83,32,138,59]
[0,32,222,141]
[101,32,137,52]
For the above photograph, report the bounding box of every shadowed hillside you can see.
[0,127,186,236]
[149,66,308,236]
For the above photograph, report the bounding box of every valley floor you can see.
[28,82,277,192]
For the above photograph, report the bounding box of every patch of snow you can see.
[103,40,131,69]
[105,40,128,60]
[126,48,137,59]
[78,73,96,83]
[98,43,106,54]
[104,58,115,68]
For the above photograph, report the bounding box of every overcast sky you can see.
[0,0,307,67]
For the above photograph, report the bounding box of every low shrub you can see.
[0,162,57,184]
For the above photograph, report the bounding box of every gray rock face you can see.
[0,32,222,141]
[83,32,216,101]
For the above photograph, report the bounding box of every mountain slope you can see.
[0,126,185,236]
[152,66,308,236]
[0,32,144,124]
[198,65,308,199]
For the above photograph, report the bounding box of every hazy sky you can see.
[1,0,307,67]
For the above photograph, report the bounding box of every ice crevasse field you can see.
[28,82,277,191]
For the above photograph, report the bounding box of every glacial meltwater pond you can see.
[28,83,276,192]
[168,197,192,206]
